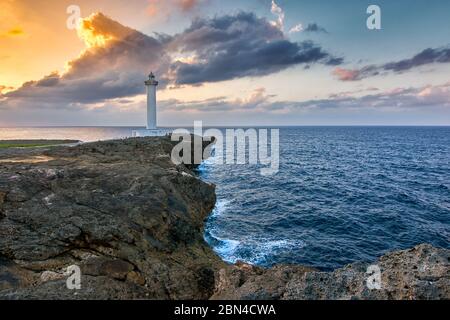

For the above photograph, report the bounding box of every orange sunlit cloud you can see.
[332,67,360,82]
[0,0,168,90]
[0,85,15,94]
[2,27,25,37]
[77,16,115,49]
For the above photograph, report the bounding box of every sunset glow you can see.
[77,19,114,49]
[0,0,449,126]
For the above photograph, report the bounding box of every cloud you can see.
[0,85,14,94]
[334,46,450,81]
[288,24,303,34]
[178,0,201,11]
[383,47,450,72]
[288,23,328,35]
[270,0,285,30]
[1,27,25,37]
[327,87,379,99]
[271,0,310,36]
[146,0,204,17]
[168,12,342,85]
[161,87,275,112]
[3,13,170,107]
[162,82,450,115]
[304,23,328,33]
[0,11,342,122]
[332,67,362,81]
[287,82,450,111]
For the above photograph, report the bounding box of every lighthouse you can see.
[145,72,158,129]
[132,72,166,137]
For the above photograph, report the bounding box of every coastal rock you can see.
[0,136,224,299]
[212,244,450,300]
[40,271,66,283]
[211,262,316,300]
[0,137,448,300]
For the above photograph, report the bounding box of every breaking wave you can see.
[201,127,450,270]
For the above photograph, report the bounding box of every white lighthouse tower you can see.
[145,72,158,129]
[132,72,166,137]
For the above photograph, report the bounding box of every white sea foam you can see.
[206,199,304,265]
[246,239,305,265]
[215,238,241,257]
[209,234,305,265]
[196,144,218,173]
[211,199,231,217]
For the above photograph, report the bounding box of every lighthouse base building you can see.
[132,72,167,137]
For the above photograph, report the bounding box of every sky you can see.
[0,0,450,126]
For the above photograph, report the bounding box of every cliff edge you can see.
[0,137,448,300]
[0,136,224,299]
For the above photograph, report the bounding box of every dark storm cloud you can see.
[334,46,450,81]
[3,13,170,107]
[304,23,328,33]
[1,12,342,112]
[34,72,60,87]
[168,12,342,85]
[171,40,341,84]
[6,71,147,105]
[383,47,450,72]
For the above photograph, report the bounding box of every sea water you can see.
[1,126,449,270]
[199,127,450,270]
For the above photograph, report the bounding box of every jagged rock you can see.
[0,137,448,300]
[212,244,450,300]
[0,136,224,299]
[211,262,316,300]
[40,271,65,283]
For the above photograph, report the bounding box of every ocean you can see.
[1,126,449,270]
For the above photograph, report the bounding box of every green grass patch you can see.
[0,140,80,149]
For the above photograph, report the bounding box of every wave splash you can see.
[201,127,450,269]
[205,200,305,265]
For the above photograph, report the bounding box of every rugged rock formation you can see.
[212,244,450,300]
[0,137,448,300]
[0,136,224,299]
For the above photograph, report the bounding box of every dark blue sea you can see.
[199,127,450,270]
[1,126,449,270]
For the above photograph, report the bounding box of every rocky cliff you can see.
[0,136,224,299]
[0,137,448,300]
[212,244,449,300]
